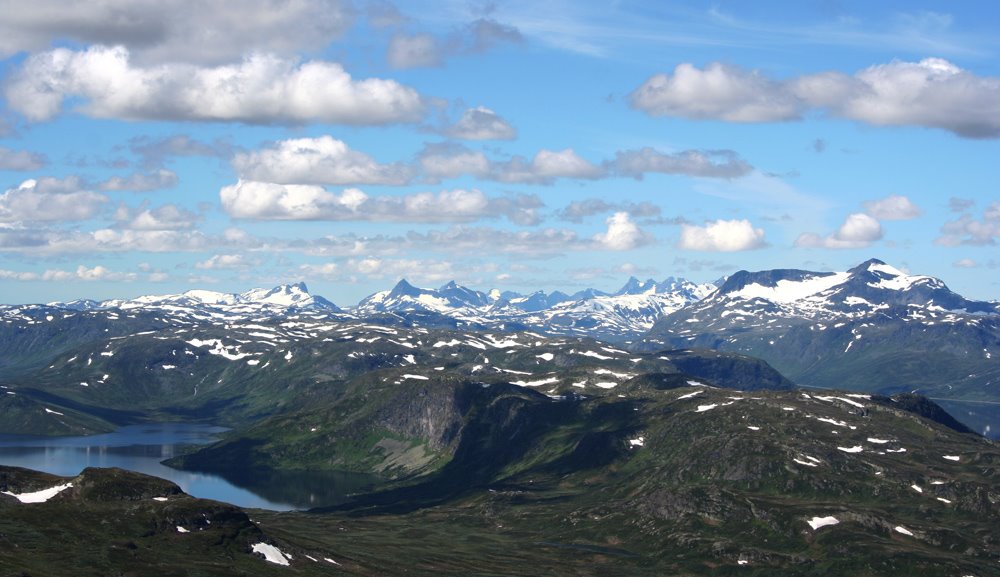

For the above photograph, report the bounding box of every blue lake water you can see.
[934,399,1000,439]
[0,423,374,511]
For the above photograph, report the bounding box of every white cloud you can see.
[99,169,178,192]
[298,262,339,277]
[795,212,884,249]
[0,178,107,223]
[612,147,752,179]
[418,144,745,184]
[557,198,661,223]
[0,265,137,282]
[196,254,252,270]
[632,58,1000,138]
[936,201,1000,246]
[953,258,978,268]
[387,33,442,69]
[418,143,491,181]
[592,212,653,250]
[387,18,521,69]
[0,0,354,64]
[367,1,407,28]
[233,136,413,185]
[631,62,800,122]
[115,203,199,230]
[219,181,540,223]
[444,107,517,140]
[7,46,425,125]
[863,194,922,220]
[408,226,581,257]
[129,135,229,168]
[494,148,604,184]
[679,219,766,252]
[831,58,1000,139]
[344,257,465,284]
[0,147,47,170]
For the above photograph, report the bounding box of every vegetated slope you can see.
[165,339,791,480]
[0,465,330,576]
[0,311,791,436]
[191,383,1000,575]
[4,380,997,576]
[643,259,1000,400]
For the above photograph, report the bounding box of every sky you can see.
[0,0,998,305]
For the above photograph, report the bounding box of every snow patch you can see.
[837,445,863,453]
[807,516,839,530]
[894,526,914,536]
[695,404,718,412]
[252,542,291,566]
[2,482,73,503]
[942,455,960,462]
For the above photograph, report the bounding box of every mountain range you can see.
[2,258,1000,575]
[3,257,995,407]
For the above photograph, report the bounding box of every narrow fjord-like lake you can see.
[0,423,374,510]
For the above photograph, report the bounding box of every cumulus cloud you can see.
[114,203,199,230]
[407,226,581,257]
[7,46,425,125]
[862,194,922,220]
[196,254,252,270]
[233,136,413,185]
[611,147,752,179]
[344,257,468,284]
[367,1,407,28]
[0,0,354,64]
[387,18,521,69]
[936,201,1000,246]
[631,62,800,122]
[631,58,1000,138]
[220,181,541,224]
[443,107,517,140]
[592,212,653,250]
[417,143,747,184]
[99,169,178,192]
[0,178,107,223]
[1,229,225,254]
[298,262,339,278]
[795,212,884,249]
[129,135,230,168]
[0,265,138,282]
[0,146,47,170]
[418,143,492,182]
[948,197,975,212]
[557,198,661,223]
[494,148,605,184]
[387,33,442,68]
[679,219,766,252]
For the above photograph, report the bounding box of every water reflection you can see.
[935,399,1000,439]
[0,423,374,510]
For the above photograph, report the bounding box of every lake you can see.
[934,399,1000,439]
[0,423,375,511]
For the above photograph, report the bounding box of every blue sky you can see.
[0,0,998,305]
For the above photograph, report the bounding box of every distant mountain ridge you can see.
[643,258,1000,400]
[51,281,340,313]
